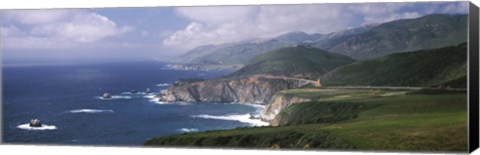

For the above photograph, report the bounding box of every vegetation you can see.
[145,88,468,152]
[229,46,355,79]
[321,43,467,87]
[152,14,469,152]
[275,101,378,126]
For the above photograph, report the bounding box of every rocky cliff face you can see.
[162,76,304,104]
[259,92,311,126]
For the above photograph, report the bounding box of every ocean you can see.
[2,61,267,146]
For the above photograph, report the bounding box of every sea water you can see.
[2,61,267,146]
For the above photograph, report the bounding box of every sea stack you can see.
[130,89,138,94]
[29,119,42,127]
[102,93,112,99]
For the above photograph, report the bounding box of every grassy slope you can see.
[145,88,467,152]
[321,43,467,87]
[229,46,355,79]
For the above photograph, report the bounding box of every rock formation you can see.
[102,93,112,99]
[162,75,305,105]
[260,92,312,125]
[29,119,42,127]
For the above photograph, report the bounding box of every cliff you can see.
[260,92,312,125]
[162,75,309,104]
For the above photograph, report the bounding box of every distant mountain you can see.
[169,31,323,70]
[230,46,355,79]
[168,44,220,63]
[321,42,467,88]
[188,39,297,66]
[316,14,467,60]
[275,31,323,42]
[169,14,467,70]
[313,24,378,50]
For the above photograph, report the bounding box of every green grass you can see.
[145,88,467,152]
[321,43,467,87]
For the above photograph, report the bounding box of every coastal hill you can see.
[317,14,467,59]
[229,46,355,79]
[148,43,469,151]
[321,42,467,88]
[161,46,354,104]
[260,43,467,123]
[146,88,467,151]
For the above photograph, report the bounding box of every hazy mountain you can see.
[317,14,467,60]
[169,14,467,70]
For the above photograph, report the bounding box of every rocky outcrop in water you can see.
[30,119,42,127]
[162,75,306,105]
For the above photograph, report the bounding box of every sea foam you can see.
[121,92,147,95]
[156,83,171,87]
[179,128,199,132]
[192,114,269,126]
[148,97,170,105]
[69,109,114,114]
[17,123,57,130]
[95,95,132,100]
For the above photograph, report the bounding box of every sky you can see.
[0,1,469,64]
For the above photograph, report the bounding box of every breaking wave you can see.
[68,109,114,114]
[156,83,171,87]
[179,128,199,132]
[17,123,57,131]
[121,92,147,95]
[192,114,269,126]
[95,95,132,100]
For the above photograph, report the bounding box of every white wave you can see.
[17,123,57,130]
[156,83,171,87]
[95,95,132,100]
[229,102,266,113]
[241,103,266,109]
[121,92,147,95]
[192,114,269,126]
[148,97,170,105]
[69,109,113,114]
[143,94,156,99]
[179,128,199,132]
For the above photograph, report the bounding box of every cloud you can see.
[347,3,421,24]
[164,4,353,50]
[1,10,133,49]
[439,2,469,14]
[175,6,258,25]
[163,2,469,50]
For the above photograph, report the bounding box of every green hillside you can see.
[321,43,467,87]
[317,14,467,59]
[145,88,468,152]
[229,46,355,79]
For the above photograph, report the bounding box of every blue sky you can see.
[0,1,468,64]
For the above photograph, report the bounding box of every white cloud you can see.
[163,2,469,50]
[175,6,258,25]
[164,4,353,50]
[347,3,421,25]
[1,10,133,49]
[439,2,469,14]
